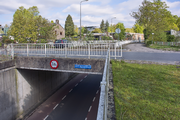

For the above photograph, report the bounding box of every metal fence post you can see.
[65,43,67,58]
[114,44,116,59]
[121,44,122,57]
[27,44,29,56]
[88,44,90,59]
[45,44,46,57]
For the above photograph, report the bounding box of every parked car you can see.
[54,39,69,48]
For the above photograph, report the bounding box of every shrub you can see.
[146,40,153,46]
[167,35,175,42]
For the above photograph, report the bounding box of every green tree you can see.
[92,28,102,33]
[8,6,39,43]
[133,23,144,33]
[116,22,126,40]
[65,14,74,37]
[109,24,116,33]
[131,0,175,41]
[74,25,79,36]
[105,20,109,32]
[176,17,180,31]
[36,16,56,41]
[100,19,105,33]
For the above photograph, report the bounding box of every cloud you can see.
[0,0,180,28]
[63,4,114,16]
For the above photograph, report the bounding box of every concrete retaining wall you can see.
[0,60,74,120]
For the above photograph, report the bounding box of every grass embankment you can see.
[112,60,180,120]
[149,44,180,51]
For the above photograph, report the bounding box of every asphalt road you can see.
[26,74,102,120]
[14,43,180,65]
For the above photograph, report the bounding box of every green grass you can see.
[112,60,180,120]
[149,44,180,51]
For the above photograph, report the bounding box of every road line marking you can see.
[88,106,92,112]
[53,104,59,110]
[80,79,83,82]
[85,118,87,120]
[84,75,87,78]
[44,115,49,120]
[69,89,73,93]
[62,95,66,100]
[93,97,96,102]
[75,83,78,87]
[96,90,99,94]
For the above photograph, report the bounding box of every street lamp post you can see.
[80,0,88,41]
[111,17,116,34]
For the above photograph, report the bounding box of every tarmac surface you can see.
[26,74,102,120]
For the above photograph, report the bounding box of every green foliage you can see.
[8,6,55,43]
[65,14,74,37]
[101,36,112,40]
[92,28,102,33]
[167,35,175,42]
[37,39,48,43]
[146,40,153,46]
[150,30,167,42]
[100,19,105,33]
[74,25,79,35]
[51,20,54,23]
[125,28,134,33]
[131,0,178,41]
[109,24,116,33]
[115,22,126,40]
[133,23,144,33]
[105,20,109,32]
[85,33,95,40]
[175,36,180,42]
[0,42,2,47]
[149,44,180,51]
[176,17,180,31]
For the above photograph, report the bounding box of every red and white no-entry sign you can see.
[50,59,59,69]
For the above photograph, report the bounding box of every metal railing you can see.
[96,48,110,120]
[12,43,122,59]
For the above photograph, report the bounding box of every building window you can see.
[55,31,57,35]
[60,32,62,35]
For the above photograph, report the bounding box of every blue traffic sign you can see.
[75,64,91,69]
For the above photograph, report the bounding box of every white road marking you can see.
[44,115,49,120]
[75,83,78,87]
[88,106,92,112]
[96,90,99,94]
[85,118,87,120]
[84,75,87,78]
[93,97,96,102]
[53,104,59,110]
[62,95,66,100]
[80,79,83,82]
[69,89,73,93]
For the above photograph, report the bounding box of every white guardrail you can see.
[96,48,110,120]
[9,40,141,59]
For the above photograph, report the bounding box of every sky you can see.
[0,0,180,28]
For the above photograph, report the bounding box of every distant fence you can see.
[153,41,180,46]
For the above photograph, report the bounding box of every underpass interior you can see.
[17,69,102,120]
[15,69,74,119]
